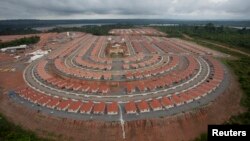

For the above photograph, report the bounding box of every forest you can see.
[156,23,250,51]
[0,36,40,49]
[0,28,40,35]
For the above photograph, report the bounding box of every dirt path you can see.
[200,40,250,57]
[182,34,250,57]
[182,34,193,40]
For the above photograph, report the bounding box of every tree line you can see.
[156,23,250,51]
[0,36,40,49]
[48,24,134,35]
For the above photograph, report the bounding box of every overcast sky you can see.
[0,0,249,20]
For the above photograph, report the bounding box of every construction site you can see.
[0,28,243,141]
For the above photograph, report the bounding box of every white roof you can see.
[1,45,27,52]
[112,44,120,48]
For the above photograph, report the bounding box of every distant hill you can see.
[0,19,250,30]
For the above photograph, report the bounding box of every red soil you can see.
[0,53,15,62]
[36,33,57,47]
[0,34,38,42]
[0,33,56,44]
[0,70,25,90]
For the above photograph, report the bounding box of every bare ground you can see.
[0,67,245,141]
[0,33,56,43]
[0,34,38,42]
[0,53,15,65]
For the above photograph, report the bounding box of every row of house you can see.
[125,55,178,79]
[125,56,199,94]
[17,60,223,115]
[109,28,166,36]
[54,58,112,80]
[123,54,161,70]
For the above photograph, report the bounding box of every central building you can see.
[105,37,129,58]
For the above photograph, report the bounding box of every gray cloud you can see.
[0,0,249,19]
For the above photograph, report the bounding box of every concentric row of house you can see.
[14,29,226,119]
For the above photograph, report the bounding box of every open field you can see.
[0,34,38,42]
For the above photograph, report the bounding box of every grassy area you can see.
[225,57,250,124]
[193,133,207,141]
[0,36,40,49]
[0,113,51,141]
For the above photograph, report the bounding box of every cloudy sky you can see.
[0,0,249,20]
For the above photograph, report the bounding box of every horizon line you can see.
[0,18,250,21]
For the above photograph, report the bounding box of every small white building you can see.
[1,45,28,53]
